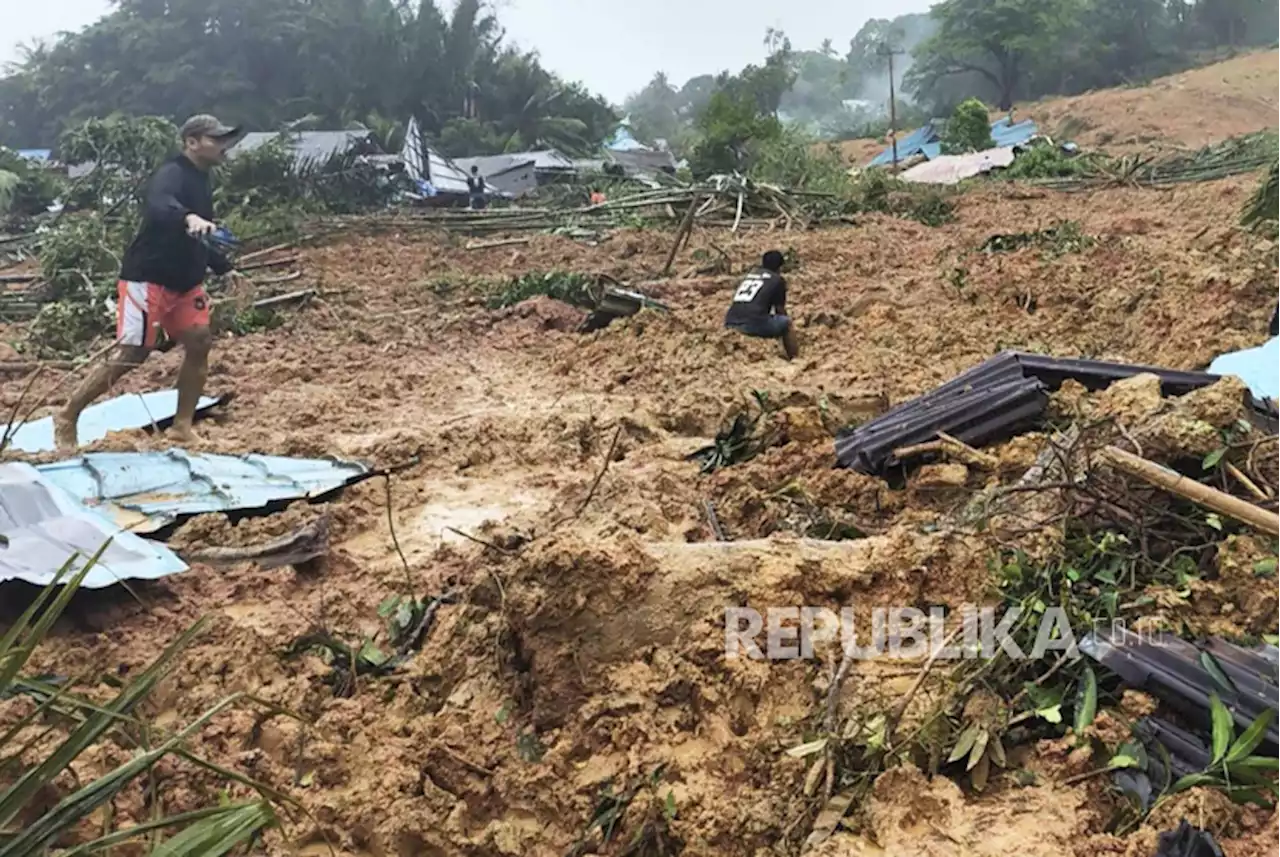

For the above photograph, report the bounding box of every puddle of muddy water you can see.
[414,498,527,545]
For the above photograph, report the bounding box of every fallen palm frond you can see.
[0,549,294,856]
[688,391,782,474]
[1028,131,1279,191]
[1241,160,1278,235]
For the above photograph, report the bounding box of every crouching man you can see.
[724,249,798,360]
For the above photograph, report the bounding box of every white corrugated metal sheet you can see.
[37,450,370,533]
[900,147,1017,185]
[3,392,224,454]
[453,155,539,197]
[0,463,188,588]
[401,117,470,194]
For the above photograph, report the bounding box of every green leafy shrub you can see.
[0,147,63,217]
[848,169,956,226]
[1002,145,1095,180]
[58,115,178,212]
[487,270,599,309]
[1241,160,1278,236]
[749,128,851,194]
[690,89,782,178]
[941,98,995,155]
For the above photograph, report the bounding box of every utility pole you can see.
[877,42,905,170]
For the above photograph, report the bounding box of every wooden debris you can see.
[1101,445,1280,536]
[894,431,1000,470]
[179,516,330,570]
[465,237,531,251]
[1225,462,1268,502]
[662,195,700,277]
[239,255,300,272]
[0,361,79,374]
[238,242,295,263]
[252,289,317,309]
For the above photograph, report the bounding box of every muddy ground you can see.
[2,174,1278,856]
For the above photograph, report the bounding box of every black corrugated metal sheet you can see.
[834,350,1270,474]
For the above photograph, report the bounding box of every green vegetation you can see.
[979,221,1094,256]
[624,2,1276,155]
[1,553,294,854]
[486,271,599,310]
[941,98,996,154]
[1001,145,1097,180]
[0,147,61,217]
[0,0,618,157]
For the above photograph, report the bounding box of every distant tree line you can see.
[625,0,1277,150]
[0,0,619,156]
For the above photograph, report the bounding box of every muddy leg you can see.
[54,346,149,450]
[168,326,212,445]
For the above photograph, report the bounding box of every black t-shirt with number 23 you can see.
[725,266,787,326]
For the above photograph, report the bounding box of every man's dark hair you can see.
[762,250,784,272]
[470,165,479,174]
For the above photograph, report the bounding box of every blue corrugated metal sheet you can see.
[991,117,1038,147]
[37,450,370,533]
[3,392,224,454]
[0,463,188,588]
[868,117,1038,166]
[1209,336,1279,401]
[16,149,53,162]
[868,122,942,166]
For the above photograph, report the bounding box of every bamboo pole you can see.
[1101,445,1279,536]
[662,195,700,277]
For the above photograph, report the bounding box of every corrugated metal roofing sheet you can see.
[0,462,187,588]
[990,117,1038,148]
[1209,336,1279,401]
[868,121,942,167]
[454,154,538,176]
[834,351,1259,473]
[900,147,1017,185]
[36,450,371,533]
[868,117,1038,167]
[3,392,225,454]
[232,130,375,164]
[401,117,470,194]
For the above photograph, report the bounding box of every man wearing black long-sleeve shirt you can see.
[55,115,245,450]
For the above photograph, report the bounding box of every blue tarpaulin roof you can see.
[0,462,188,588]
[1208,337,1279,401]
[868,117,1038,167]
[3,391,224,454]
[37,450,371,533]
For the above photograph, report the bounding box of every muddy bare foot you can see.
[53,413,78,451]
[167,424,204,446]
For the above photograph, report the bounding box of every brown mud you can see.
[2,174,1277,856]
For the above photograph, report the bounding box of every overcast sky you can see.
[1,0,934,103]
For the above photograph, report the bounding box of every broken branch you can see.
[575,425,623,517]
[1101,445,1279,536]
